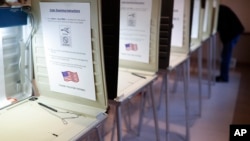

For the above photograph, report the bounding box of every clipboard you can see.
[0,0,108,140]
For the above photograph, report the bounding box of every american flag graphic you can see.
[125,43,138,51]
[62,71,79,82]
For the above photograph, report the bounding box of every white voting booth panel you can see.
[202,0,213,41]
[211,0,220,35]
[0,0,108,140]
[190,0,203,51]
[109,1,162,141]
[117,0,161,100]
[169,0,192,68]
[158,1,193,141]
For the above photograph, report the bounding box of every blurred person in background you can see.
[216,4,244,82]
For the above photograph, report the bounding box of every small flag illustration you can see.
[125,43,138,51]
[62,71,79,82]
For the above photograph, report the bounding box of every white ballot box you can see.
[0,0,108,140]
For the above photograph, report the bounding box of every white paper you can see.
[191,0,200,38]
[119,0,152,63]
[171,0,185,47]
[203,0,209,32]
[40,2,96,101]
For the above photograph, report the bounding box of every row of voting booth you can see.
[0,0,220,140]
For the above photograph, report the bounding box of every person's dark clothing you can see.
[216,5,244,82]
[217,5,244,44]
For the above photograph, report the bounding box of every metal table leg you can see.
[137,91,146,136]
[149,84,160,141]
[116,104,123,141]
[158,72,167,110]
[208,38,212,98]
[97,126,104,141]
[183,61,190,141]
[165,72,170,141]
[212,34,217,85]
[198,46,202,117]
[137,83,160,141]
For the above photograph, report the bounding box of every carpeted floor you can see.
[102,70,241,141]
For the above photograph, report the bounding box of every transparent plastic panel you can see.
[0,24,33,108]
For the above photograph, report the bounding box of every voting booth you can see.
[190,0,203,51]
[159,0,193,69]
[200,0,218,98]
[117,0,161,100]
[102,0,161,140]
[211,0,220,35]
[166,0,192,69]
[158,0,193,140]
[201,0,213,41]
[170,0,192,59]
[0,0,108,140]
[189,0,205,117]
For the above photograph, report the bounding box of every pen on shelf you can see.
[38,102,58,112]
[48,132,58,137]
[52,133,58,137]
[131,73,146,79]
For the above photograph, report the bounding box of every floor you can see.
[98,62,250,141]
[232,64,250,124]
